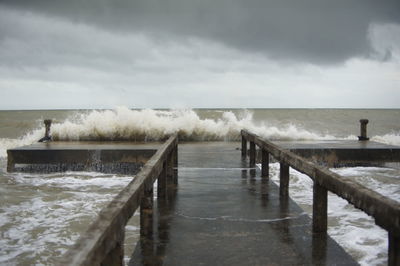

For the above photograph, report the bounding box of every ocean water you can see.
[0,107,399,265]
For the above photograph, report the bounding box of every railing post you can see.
[101,229,125,266]
[166,152,174,184]
[140,181,154,237]
[173,144,178,185]
[312,182,328,233]
[249,141,256,166]
[279,162,289,197]
[261,150,269,178]
[7,150,15,172]
[389,232,400,266]
[241,135,247,158]
[158,162,167,200]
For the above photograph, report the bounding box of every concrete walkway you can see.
[131,142,357,265]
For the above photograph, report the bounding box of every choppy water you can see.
[0,107,399,265]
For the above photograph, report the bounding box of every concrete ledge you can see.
[7,142,161,173]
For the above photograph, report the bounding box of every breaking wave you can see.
[371,133,400,146]
[1,107,400,157]
[43,107,337,141]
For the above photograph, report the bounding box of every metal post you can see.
[241,136,247,158]
[249,141,256,166]
[313,182,328,233]
[279,162,289,197]
[358,119,369,141]
[261,150,269,178]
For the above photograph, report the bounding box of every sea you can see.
[0,107,400,265]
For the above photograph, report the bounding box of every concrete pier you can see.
[6,134,400,265]
[242,130,400,266]
[129,142,357,265]
[271,140,400,166]
[7,141,161,173]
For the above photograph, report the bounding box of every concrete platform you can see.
[130,142,358,265]
[7,141,162,173]
[272,140,400,166]
[9,141,162,150]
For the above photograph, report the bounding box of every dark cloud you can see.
[1,0,400,64]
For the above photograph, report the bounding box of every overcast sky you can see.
[0,0,399,109]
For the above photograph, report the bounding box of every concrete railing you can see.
[60,134,178,266]
[241,130,400,266]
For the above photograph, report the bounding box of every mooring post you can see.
[39,119,52,142]
[261,149,269,178]
[358,119,369,141]
[44,119,51,137]
[241,135,247,158]
[279,162,289,197]
[140,181,154,237]
[312,181,328,233]
[389,232,400,266]
[249,141,256,166]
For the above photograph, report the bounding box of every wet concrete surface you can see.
[130,142,358,265]
[10,141,162,150]
[7,142,162,173]
[273,140,400,150]
[271,140,400,166]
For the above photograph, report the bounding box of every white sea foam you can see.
[372,133,400,146]
[0,171,133,265]
[49,107,338,141]
[10,171,134,190]
[0,129,42,157]
[1,107,399,158]
[0,107,335,158]
[264,162,398,266]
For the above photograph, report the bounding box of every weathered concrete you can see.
[313,183,328,233]
[130,142,357,266]
[272,140,400,166]
[59,135,178,266]
[261,149,269,177]
[242,130,400,265]
[358,119,369,141]
[8,133,400,265]
[38,119,52,142]
[7,142,161,173]
[280,162,289,197]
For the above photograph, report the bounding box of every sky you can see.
[0,0,399,109]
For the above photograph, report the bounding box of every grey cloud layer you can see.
[2,0,400,63]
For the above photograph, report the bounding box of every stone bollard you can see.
[358,119,369,141]
[39,119,52,142]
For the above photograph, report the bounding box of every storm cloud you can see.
[2,0,400,63]
[0,1,399,109]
